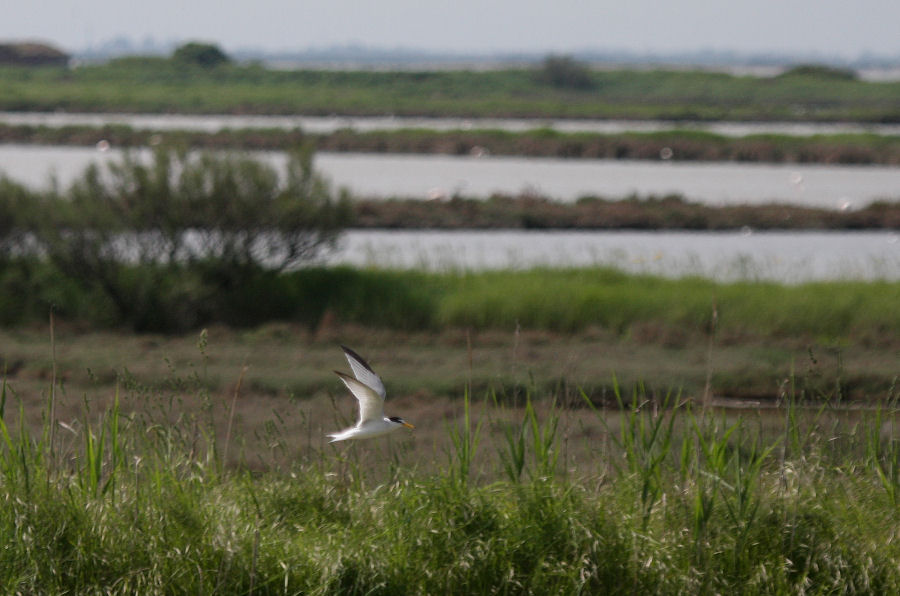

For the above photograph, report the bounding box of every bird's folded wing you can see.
[341,346,387,400]
[335,371,385,424]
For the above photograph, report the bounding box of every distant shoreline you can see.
[3,123,900,166]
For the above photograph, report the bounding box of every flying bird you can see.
[327,346,415,442]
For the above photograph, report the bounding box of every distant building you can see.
[0,42,70,67]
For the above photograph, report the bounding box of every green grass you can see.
[3,261,899,343]
[431,269,900,341]
[2,349,900,594]
[2,63,900,122]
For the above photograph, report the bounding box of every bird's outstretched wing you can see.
[341,345,387,400]
[334,371,385,425]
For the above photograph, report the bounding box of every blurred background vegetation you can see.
[2,44,899,121]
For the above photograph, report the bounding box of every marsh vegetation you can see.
[1,327,899,593]
[2,60,900,121]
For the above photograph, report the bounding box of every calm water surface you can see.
[328,230,900,282]
[2,144,899,208]
[0,142,896,280]
[3,111,900,137]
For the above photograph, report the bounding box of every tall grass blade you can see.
[618,388,680,529]
[222,364,249,471]
[495,390,527,484]
[447,386,483,486]
[525,395,559,480]
[46,309,58,479]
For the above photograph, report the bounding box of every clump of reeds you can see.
[1,327,899,594]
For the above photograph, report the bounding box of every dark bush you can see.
[777,64,858,81]
[172,42,231,68]
[31,145,351,331]
[534,54,595,90]
[0,177,48,261]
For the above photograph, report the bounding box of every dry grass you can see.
[2,322,895,470]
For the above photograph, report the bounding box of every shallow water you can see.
[2,144,899,208]
[3,111,900,137]
[327,229,900,282]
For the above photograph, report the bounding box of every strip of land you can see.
[3,62,900,122]
[4,123,900,165]
[349,194,900,229]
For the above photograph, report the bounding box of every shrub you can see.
[32,145,351,331]
[777,63,858,81]
[171,42,231,68]
[534,54,595,90]
[0,177,47,262]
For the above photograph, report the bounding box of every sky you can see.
[4,0,900,59]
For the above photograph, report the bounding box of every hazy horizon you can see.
[2,1,899,63]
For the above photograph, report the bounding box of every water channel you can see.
[3,111,900,137]
[328,229,900,282]
[2,144,899,209]
[2,143,897,282]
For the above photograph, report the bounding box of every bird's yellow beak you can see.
[402,421,415,429]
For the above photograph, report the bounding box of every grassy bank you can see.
[2,344,900,593]
[3,62,900,122]
[4,263,899,343]
[5,123,900,165]
[2,265,898,402]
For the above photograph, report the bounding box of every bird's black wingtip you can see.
[340,344,360,357]
[340,345,374,371]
